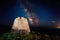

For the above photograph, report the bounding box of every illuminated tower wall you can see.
[12,17,30,33]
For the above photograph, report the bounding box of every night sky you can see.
[0,0,60,27]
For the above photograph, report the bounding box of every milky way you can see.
[20,0,40,26]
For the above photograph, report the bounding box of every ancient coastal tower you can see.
[11,17,30,34]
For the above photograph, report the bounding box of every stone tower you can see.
[11,17,30,35]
